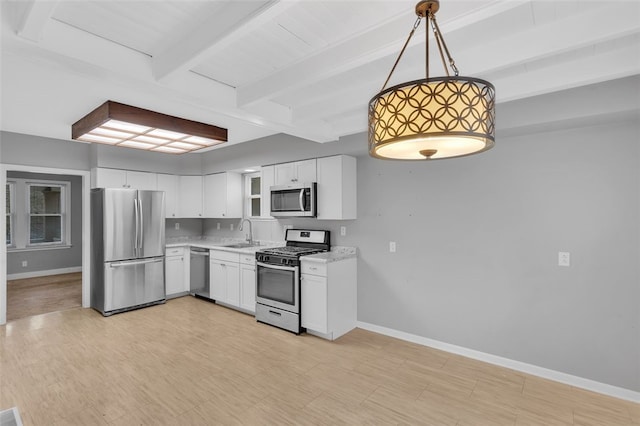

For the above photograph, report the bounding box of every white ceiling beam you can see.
[290,2,640,124]
[152,0,294,82]
[15,0,59,42]
[492,47,640,104]
[236,0,527,107]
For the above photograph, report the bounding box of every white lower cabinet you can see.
[301,257,357,340]
[239,254,256,313]
[165,247,187,298]
[300,273,328,333]
[210,249,241,309]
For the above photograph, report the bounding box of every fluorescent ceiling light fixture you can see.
[368,0,495,160]
[72,101,227,154]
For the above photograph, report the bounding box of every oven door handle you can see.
[257,261,297,272]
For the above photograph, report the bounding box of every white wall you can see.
[354,122,638,391]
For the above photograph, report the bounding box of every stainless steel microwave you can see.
[270,183,316,217]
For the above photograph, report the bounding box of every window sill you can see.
[7,245,72,253]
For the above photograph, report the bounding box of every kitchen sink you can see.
[224,243,260,249]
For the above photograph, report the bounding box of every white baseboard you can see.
[356,321,640,403]
[7,266,82,281]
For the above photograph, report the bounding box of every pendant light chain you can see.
[429,12,459,77]
[380,16,422,91]
[425,13,429,79]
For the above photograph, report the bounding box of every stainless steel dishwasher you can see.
[190,247,210,299]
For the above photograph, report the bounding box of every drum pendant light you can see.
[368,0,495,160]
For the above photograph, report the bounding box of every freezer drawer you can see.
[103,257,165,314]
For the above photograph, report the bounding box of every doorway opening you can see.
[0,165,91,325]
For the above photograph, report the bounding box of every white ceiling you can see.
[1,0,639,153]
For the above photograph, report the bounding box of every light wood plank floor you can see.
[6,272,82,321]
[1,296,637,425]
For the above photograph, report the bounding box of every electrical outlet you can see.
[230,223,234,231]
[174,222,180,230]
[22,260,28,267]
[389,242,396,253]
[559,251,570,267]
[216,223,220,230]
[340,226,346,236]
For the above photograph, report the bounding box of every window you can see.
[6,182,14,246]
[28,184,64,245]
[6,178,71,250]
[245,172,261,218]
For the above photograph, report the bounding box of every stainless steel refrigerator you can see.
[91,188,166,316]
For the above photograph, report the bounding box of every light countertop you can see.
[167,237,357,260]
[166,237,282,254]
[301,247,357,263]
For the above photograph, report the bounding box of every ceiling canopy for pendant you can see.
[71,101,227,154]
[368,0,495,161]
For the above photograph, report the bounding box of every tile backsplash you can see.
[165,217,353,247]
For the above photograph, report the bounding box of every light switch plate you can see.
[390,242,396,253]
[559,251,570,267]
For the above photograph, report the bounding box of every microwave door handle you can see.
[299,188,305,211]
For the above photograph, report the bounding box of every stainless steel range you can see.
[255,229,330,334]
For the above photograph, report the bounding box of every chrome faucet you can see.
[239,219,253,245]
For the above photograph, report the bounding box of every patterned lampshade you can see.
[368,0,496,160]
[368,77,495,160]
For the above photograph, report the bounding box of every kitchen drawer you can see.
[301,261,327,276]
[240,254,255,265]
[166,247,185,257]
[210,249,240,263]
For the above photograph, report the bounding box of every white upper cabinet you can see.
[260,165,274,218]
[204,172,243,218]
[126,171,157,190]
[178,175,203,218]
[317,155,357,220]
[91,168,157,190]
[157,174,179,218]
[274,159,316,185]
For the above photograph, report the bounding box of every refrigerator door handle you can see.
[133,198,139,257]
[138,198,144,253]
[110,258,164,268]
